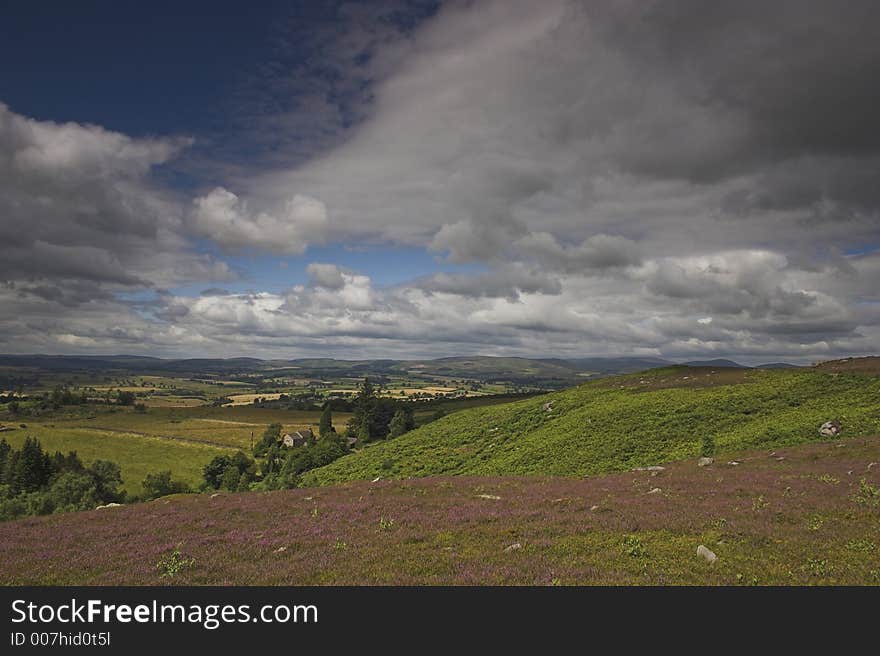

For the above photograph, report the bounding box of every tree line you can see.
[200,377,419,493]
[0,437,123,520]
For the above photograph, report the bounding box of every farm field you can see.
[33,406,354,450]
[2,426,228,496]
[2,436,878,585]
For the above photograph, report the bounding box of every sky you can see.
[1,0,879,364]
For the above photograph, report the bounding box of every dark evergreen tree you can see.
[319,403,333,438]
[0,438,10,483]
[347,377,378,441]
[12,437,53,493]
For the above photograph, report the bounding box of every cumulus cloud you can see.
[306,263,347,290]
[191,187,328,254]
[0,103,233,305]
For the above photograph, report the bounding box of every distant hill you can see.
[681,358,748,368]
[0,354,676,388]
[563,356,673,373]
[755,362,802,369]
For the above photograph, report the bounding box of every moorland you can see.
[1,354,878,585]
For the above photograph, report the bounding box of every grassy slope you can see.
[2,436,878,585]
[302,367,880,486]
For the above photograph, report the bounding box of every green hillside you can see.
[302,366,880,486]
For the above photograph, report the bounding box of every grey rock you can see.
[696,544,717,564]
[819,420,841,437]
[504,542,522,553]
[697,457,714,467]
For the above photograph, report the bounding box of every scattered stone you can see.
[590,505,600,512]
[273,546,287,554]
[868,462,877,471]
[210,493,221,498]
[727,461,741,466]
[633,466,666,472]
[819,420,841,437]
[504,542,522,553]
[476,494,501,500]
[696,544,717,564]
[848,470,854,476]
[775,456,786,461]
[95,502,121,510]
[647,487,662,495]
[542,402,554,412]
[698,457,714,467]
[371,477,381,483]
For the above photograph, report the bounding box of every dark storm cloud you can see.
[586,0,880,168]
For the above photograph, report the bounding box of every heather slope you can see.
[2,437,879,585]
[303,366,880,486]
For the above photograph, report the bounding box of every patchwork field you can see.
[2,436,878,585]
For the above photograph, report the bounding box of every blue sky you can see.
[0,1,878,362]
[0,1,286,135]
[0,0,446,297]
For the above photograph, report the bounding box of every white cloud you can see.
[191,187,328,254]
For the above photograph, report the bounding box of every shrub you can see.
[156,548,195,578]
[622,535,646,557]
[853,478,880,507]
[142,470,190,501]
[700,434,716,458]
